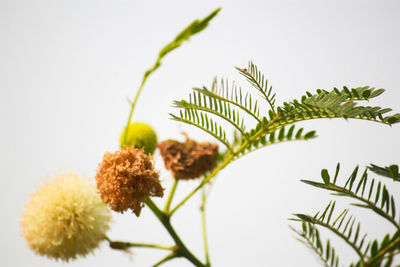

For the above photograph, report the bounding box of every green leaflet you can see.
[171,62,399,157]
[293,163,400,267]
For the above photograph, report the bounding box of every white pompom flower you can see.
[21,172,111,261]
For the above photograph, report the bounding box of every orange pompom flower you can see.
[95,147,163,216]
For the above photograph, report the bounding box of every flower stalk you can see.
[145,198,206,267]
[105,237,176,251]
[201,186,211,266]
[164,179,179,213]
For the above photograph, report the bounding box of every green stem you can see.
[122,77,149,145]
[365,236,400,267]
[201,187,211,266]
[169,153,234,216]
[152,252,177,267]
[164,179,179,213]
[122,8,221,145]
[170,115,281,215]
[106,237,175,251]
[145,198,206,267]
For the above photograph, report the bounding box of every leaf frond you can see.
[171,63,399,162]
[368,164,400,181]
[235,61,277,113]
[301,164,400,231]
[237,125,317,158]
[275,87,400,126]
[291,222,340,267]
[169,111,232,152]
[294,202,367,261]
[173,95,247,139]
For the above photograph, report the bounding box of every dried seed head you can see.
[158,136,218,179]
[95,147,163,216]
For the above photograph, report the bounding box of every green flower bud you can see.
[120,122,157,154]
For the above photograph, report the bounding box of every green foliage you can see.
[145,8,221,80]
[276,87,400,126]
[236,62,277,113]
[290,222,340,267]
[301,164,400,230]
[292,164,400,267]
[123,8,221,145]
[169,61,400,267]
[369,164,400,182]
[293,201,368,263]
[171,62,400,158]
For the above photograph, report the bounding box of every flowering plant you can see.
[21,8,400,267]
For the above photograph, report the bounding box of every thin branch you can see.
[169,115,282,215]
[151,253,178,267]
[145,198,206,267]
[121,8,221,145]
[201,186,211,266]
[366,237,400,267]
[164,179,179,213]
[106,237,175,251]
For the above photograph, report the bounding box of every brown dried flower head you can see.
[158,135,218,179]
[95,147,163,216]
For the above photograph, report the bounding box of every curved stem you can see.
[145,198,205,267]
[122,77,149,145]
[164,179,179,213]
[122,8,221,145]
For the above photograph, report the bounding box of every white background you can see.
[1,0,400,266]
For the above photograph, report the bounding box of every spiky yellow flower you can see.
[21,172,111,262]
[95,147,163,216]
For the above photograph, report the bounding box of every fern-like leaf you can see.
[170,110,232,152]
[173,93,247,138]
[291,222,340,267]
[275,88,400,126]
[368,164,400,181]
[301,164,400,231]
[236,62,277,113]
[171,63,399,161]
[194,79,263,123]
[294,201,368,261]
[295,163,400,267]
[237,124,317,158]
